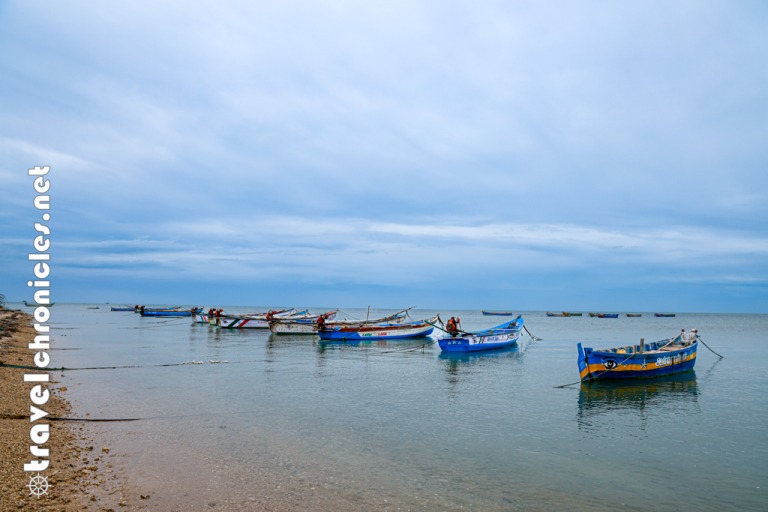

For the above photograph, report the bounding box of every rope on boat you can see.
[379,339,437,354]
[524,325,542,341]
[696,336,724,359]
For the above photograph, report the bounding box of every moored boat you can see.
[268,310,339,334]
[317,315,437,342]
[438,315,524,353]
[271,308,411,335]
[655,313,676,317]
[217,308,309,328]
[626,313,642,317]
[597,313,619,318]
[546,312,567,317]
[481,310,516,316]
[141,308,199,317]
[577,330,698,381]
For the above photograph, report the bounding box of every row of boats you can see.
[112,305,700,382]
[114,305,527,354]
[544,312,676,318]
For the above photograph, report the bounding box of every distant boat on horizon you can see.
[654,313,676,317]
[482,310,517,316]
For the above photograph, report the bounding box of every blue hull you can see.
[318,327,434,341]
[438,337,518,352]
[578,339,698,381]
[140,310,192,317]
[438,316,524,353]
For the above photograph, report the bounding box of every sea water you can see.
[33,305,768,511]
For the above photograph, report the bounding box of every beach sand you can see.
[0,308,126,511]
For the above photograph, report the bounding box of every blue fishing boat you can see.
[577,331,698,381]
[110,306,137,312]
[317,316,437,342]
[597,313,619,318]
[481,310,516,316]
[140,309,195,317]
[438,316,524,353]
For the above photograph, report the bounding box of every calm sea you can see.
[30,304,768,511]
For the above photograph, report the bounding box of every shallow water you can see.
[34,305,768,510]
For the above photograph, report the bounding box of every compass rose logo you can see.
[27,473,50,498]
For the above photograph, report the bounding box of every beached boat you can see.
[481,310,516,316]
[438,316,524,353]
[597,313,619,318]
[317,315,437,342]
[655,313,676,317]
[577,331,698,381]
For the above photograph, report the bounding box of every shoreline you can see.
[0,308,123,510]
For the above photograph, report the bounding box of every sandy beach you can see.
[0,308,125,511]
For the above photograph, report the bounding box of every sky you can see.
[1,1,767,313]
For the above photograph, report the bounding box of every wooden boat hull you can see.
[218,316,270,328]
[271,311,401,335]
[217,309,312,329]
[438,316,524,353]
[318,317,437,341]
[270,321,318,334]
[578,339,697,381]
[193,314,210,324]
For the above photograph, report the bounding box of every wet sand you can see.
[0,308,125,511]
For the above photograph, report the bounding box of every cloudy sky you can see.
[1,1,766,312]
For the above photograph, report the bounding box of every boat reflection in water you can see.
[438,345,523,388]
[577,371,699,431]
